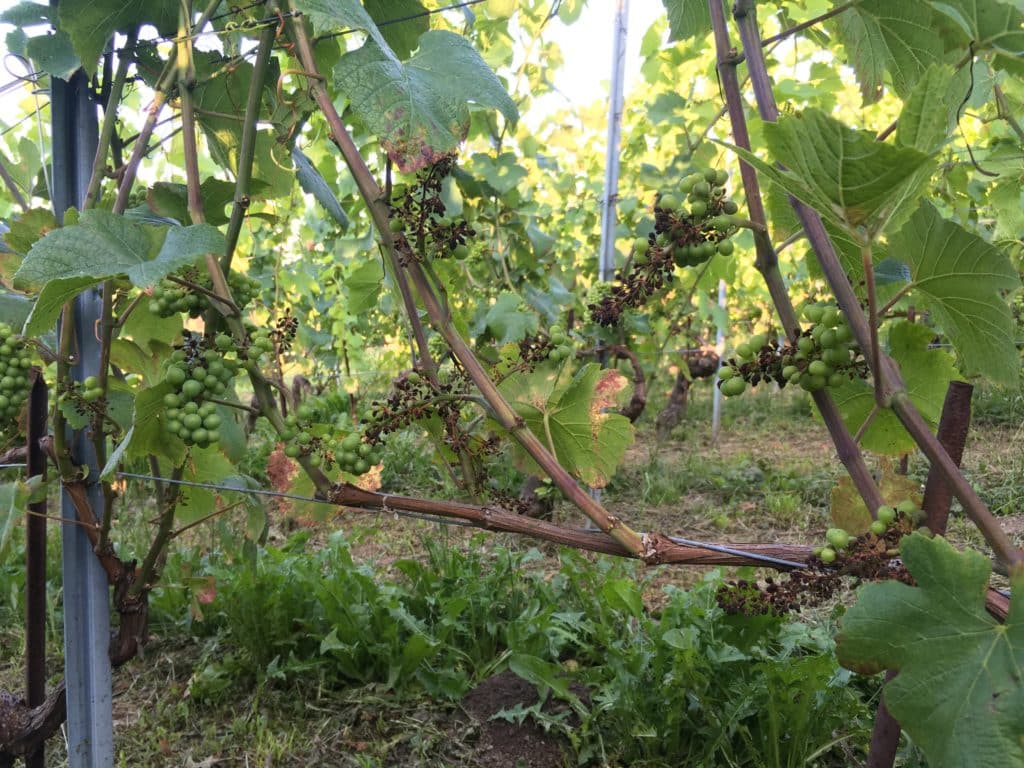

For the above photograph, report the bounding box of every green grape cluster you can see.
[148,269,261,319]
[161,333,240,447]
[717,301,867,397]
[590,168,741,326]
[281,407,381,476]
[0,324,34,426]
[248,327,276,360]
[654,167,740,268]
[547,325,576,363]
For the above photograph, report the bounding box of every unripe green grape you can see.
[722,199,738,215]
[192,428,209,444]
[703,168,718,184]
[808,360,830,377]
[166,366,187,386]
[803,304,824,323]
[714,169,728,186]
[819,329,838,349]
[689,200,707,217]
[658,193,680,211]
[876,505,896,526]
[388,218,404,233]
[342,433,360,451]
[718,366,736,380]
[166,419,182,434]
[834,324,852,343]
[284,444,300,458]
[826,527,851,550]
[203,414,222,429]
[183,402,199,415]
[819,547,836,564]
[206,429,220,444]
[869,520,887,536]
[735,342,753,359]
[182,379,203,399]
[308,454,323,468]
[821,306,840,327]
[782,365,799,380]
[633,237,650,255]
[691,181,711,199]
[896,499,918,515]
[453,243,471,260]
[797,337,815,355]
[827,373,846,388]
[717,239,734,256]
[720,377,746,397]
[748,333,767,351]
[354,458,369,474]
[183,414,203,430]
[709,215,733,230]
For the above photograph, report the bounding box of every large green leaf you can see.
[887,201,1021,385]
[57,0,176,77]
[836,533,1024,768]
[727,110,934,240]
[335,30,517,172]
[499,363,634,488]
[16,210,223,289]
[292,147,349,230]
[831,322,962,454]
[930,0,1024,56]
[124,381,186,466]
[293,0,389,50]
[345,257,383,314]
[25,30,80,80]
[833,1,943,98]
[896,64,959,152]
[660,0,726,42]
[364,0,428,60]
[484,291,537,343]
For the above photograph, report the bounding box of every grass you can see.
[2,379,1021,766]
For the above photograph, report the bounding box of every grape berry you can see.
[161,332,240,447]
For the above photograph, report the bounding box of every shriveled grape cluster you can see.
[814,499,925,565]
[717,302,868,397]
[716,502,925,618]
[389,157,475,262]
[590,168,741,326]
[280,408,381,476]
[148,268,260,318]
[0,324,35,430]
[161,332,240,447]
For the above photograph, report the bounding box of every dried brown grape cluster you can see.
[388,157,475,261]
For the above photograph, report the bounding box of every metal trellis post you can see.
[51,60,114,767]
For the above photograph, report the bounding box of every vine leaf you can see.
[334,30,518,172]
[499,363,634,488]
[293,0,389,50]
[345,257,384,315]
[25,30,80,80]
[484,291,537,344]
[57,0,176,77]
[0,478,38,560]
[363,0,428,60]
[896,64,959,152]
[830,460,921,534]
[831,322,962,454]
[832,0,943,98]
[0,291,33,329]
[660,0,726,42]
[14,210,224,335]
[836,533,1024,768]
[726,109,934,239]
[122,381,187,467]
[887,201,1021,386]
[930,0,1024,57]
[292,147,350,230]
